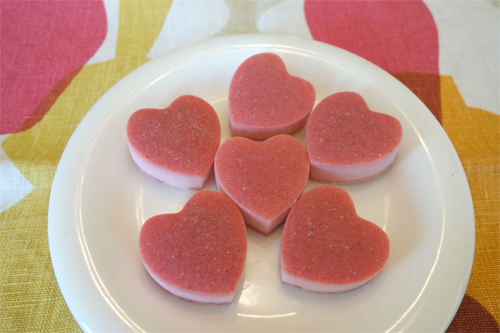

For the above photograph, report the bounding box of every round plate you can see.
[48,34,474,332]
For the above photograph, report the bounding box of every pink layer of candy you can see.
[139,191,247,304]
[214,134,310,235]
[126,95,220,189]
[306,92,402,183]
[280,186,390,293]
[228,53,315,140]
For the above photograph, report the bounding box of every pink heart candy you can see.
[127,95,221,189]
[306,92,402,183]
[214,134,310,235]
[281,186,390,293]
[139,190,247,304]
[228,53,316,140]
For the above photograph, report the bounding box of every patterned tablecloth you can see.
[1,1,498,332]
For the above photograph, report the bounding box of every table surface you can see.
[1,1,498,332]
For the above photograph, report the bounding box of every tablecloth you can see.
[1,0,498,332]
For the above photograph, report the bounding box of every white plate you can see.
[49,34,474,332]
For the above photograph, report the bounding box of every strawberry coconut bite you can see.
[126,95,220,190]
[138,191,247,304]
[228,53,316,140]
[306,92,403,184]
[280,186,390,293]
[214,134,310,235]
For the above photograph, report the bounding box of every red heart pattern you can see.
[280,186,390,293]
[214,134,310,235]
[126,95,220,190]
[228,53,316,140]
[307,92,402,183]
[138,190,247,304]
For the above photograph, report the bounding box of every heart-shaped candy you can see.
[306,92,402,183]
[228,53,316,140]
[127,95,221,190]
[214,134,310,235]
[280,186,390,293]
[138,190,247,304]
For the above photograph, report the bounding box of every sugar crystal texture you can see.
[306,92,402,183]
[281,186,390,293]
[139,191,247,304]
[127,95,221,189]
[228,53,315,140]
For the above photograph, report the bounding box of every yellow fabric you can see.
[441,75,500,323]
[0,1,172,331]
